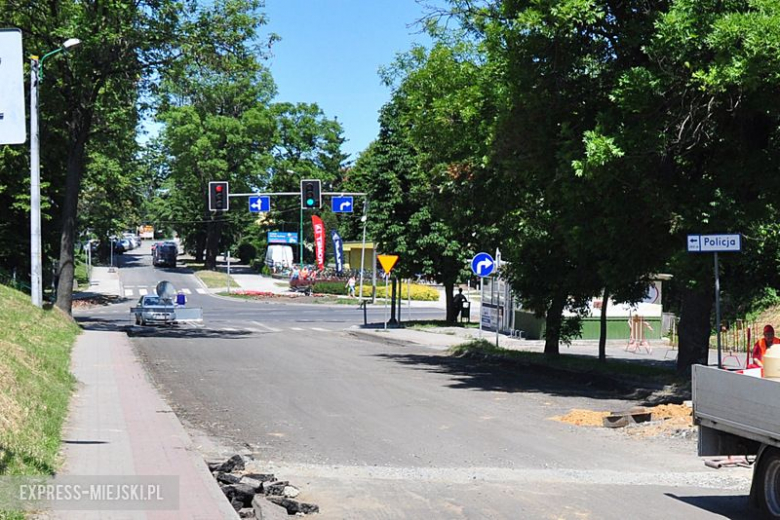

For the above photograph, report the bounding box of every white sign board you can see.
[0,29,26,145]
[687,234,741,253]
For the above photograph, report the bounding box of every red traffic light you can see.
[209,181,230,211]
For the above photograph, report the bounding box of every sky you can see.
[262,0,432,161]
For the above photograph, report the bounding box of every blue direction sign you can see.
[471,252,495,277]
[332,196,354,213]
[687,233,741,253]
[249,195,270,213]
[268,232,298,244]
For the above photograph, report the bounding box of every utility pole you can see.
[358,200,368,300]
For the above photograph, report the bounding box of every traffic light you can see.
[209,181,229,211]
[300,179,321,209]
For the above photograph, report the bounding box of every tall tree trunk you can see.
[55,126,89,315]
[677,286,713,375]
[195,232,206,263]
[204,218,223,270]
[444,281,455,324]
[544,293,567,356]
[599,287,608,363]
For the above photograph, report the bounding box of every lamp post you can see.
[30,37,81,307]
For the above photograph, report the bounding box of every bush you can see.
[237,242,257,264]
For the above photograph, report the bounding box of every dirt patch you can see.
[550,404,694,437]
[73,294,124,308]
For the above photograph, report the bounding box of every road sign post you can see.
[377,255,399,329]
[471,252,495,339]
[687,233,742,368]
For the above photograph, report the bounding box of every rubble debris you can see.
[208,453,319,517]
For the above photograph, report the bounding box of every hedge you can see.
[314,281,439,301]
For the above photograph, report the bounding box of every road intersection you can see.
[68,243,755,519]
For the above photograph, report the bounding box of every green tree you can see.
[349,40,500,321]
[583,0,780,372]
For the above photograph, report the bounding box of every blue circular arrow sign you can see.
[471,252,495,277]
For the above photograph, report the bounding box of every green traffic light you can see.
[307,198,314,206]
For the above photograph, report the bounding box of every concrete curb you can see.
[346,327,457,350]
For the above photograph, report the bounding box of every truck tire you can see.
[757,447,780,519]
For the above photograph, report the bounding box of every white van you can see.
[265,245,294,270]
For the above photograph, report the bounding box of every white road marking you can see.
[310,327,330,332]
[290,327,305,331]
[251,321,281,332]
[196,289,207,294]
[182,288,192,294]
[124,289,134,297]
[139,288,148,296]
[222,327,239,332]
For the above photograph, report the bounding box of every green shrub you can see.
[313,281,348,296]
[237,242,257,264]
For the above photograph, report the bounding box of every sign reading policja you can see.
[687,234,741,253]
[0,29,25,145]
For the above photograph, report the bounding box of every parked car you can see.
[133,295,175,326]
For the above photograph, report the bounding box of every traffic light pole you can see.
[299,205,303,264]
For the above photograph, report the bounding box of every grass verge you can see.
[190,266,237,289]
[0,284,80,519]
[450,339,680,384]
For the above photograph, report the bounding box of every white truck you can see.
[693,364,780,518]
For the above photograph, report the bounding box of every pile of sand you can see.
[549,409,610,427]
[550,404,694,437]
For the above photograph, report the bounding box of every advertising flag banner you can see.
[312,215,326,270]
[331,230,344,275]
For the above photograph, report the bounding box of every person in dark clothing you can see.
[452,288,468,322]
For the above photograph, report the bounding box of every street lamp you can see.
[30,38,81,307]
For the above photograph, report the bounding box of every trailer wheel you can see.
[758,448,780,519]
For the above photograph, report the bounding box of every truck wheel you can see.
[758,448,780,519]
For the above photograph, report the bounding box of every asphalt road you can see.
[77,246,755,519]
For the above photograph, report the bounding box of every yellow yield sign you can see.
[377,254,399,275]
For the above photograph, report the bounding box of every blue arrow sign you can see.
[332,196,354,213]
[249,196,270,213]
[471,252,495,277]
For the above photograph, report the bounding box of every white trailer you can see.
[693,364,780,518]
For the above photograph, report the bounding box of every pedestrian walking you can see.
[452,288,468,323]
[346,275,356,297]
